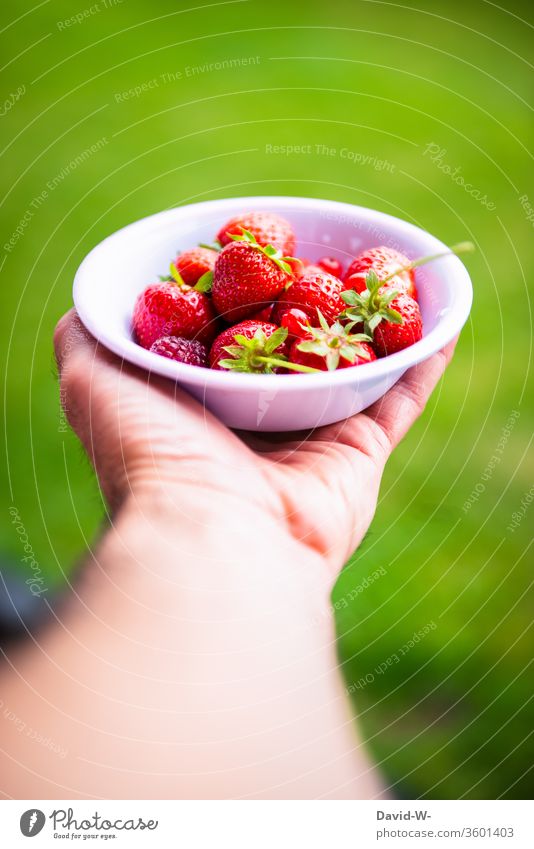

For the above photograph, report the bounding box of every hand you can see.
[54,309,456,578]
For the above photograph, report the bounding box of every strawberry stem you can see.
[255,356,320,373]
[382,241,474,284]
[198,240,222,252]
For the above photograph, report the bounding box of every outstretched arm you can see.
[0,311,455,799]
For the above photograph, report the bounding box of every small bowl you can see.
[73,196,472,432]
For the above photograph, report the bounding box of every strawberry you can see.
[341,241,476,356]
[345,246,417,298]
[133,265,217,349]
[172,247,217,286]
[341,271,422,356]
[216,211,296,255]
[372,294,422,356]
[209,320,318,373]
[288,257,312,276]
[317,256,344,278]
[212,229,295,322]
[248,304,274,323]
[210,320,288,372]
[150,336,208,367]
[289,312,376,371]
[280,308,309,338]
[286,261,325,282]
[272,267,346,326]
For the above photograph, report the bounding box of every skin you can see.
[0,310,456,800]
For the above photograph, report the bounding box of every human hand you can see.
[54,309,456,580]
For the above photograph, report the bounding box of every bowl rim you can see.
[73,195,473,392]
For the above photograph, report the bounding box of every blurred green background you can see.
[1,0,532,799]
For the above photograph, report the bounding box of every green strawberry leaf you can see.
[194,270,213,293]
[326,349,340,371]
[229,228,256,244]
[264,326,288,355]
[252,328,268,348]
[340,345,357,363]
[297,340,328,355]
[367,313,383,332]
[222,344,246,358]
[341,290,362,306]
[233,333,253,347]
[169,263,186,287]
[275,258,293,274]
[381,288,400,306]
[365,270,380,293]
[317,309,330,332]
[218,357,249,372]
[383,308,403,324]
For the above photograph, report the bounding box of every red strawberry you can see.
[272,267,346,326]
[290,340,376,371]
[210,320,289,373]
[216,211,296,255]
[373,294,422,356]
[289,313,376,371]
[133,278,216,349]
[295,262,324,278]
[212,230,294,322]
[341,272,422,357]
[341,241,478,355]
[288,257,311,276]
[345,246,417,298]
[173,247,217,286]
[149,336,208,367]
[280,308,309,338]
[317,256,344,278]
[248,304,274,323]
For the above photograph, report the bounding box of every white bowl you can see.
[73,196,472,432]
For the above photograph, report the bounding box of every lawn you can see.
[1,0,532,798]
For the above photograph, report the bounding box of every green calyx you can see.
[296,310,373,371]
[167,263,213,293]
[228,228,298,275]
[194,270,213,293]
[169,262,187,288]
[341,271,403,336]
[218,326,319,374]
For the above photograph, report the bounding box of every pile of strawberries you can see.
[132,210,426,374]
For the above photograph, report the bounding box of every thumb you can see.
[54,310,201,509]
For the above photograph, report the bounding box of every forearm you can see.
[0,488,384,799]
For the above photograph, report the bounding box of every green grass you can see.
[1,0,532,798]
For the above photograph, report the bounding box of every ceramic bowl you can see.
[73,196,472,431]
